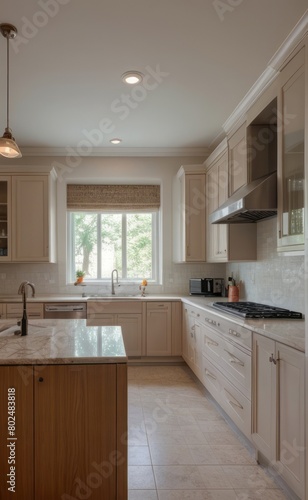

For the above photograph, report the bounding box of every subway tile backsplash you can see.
[226,218,305,314]
[0,218,304,314]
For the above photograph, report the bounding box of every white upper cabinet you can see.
[228,122,248,195]
[277,46,305,251]
[173,165,206,262]
[0,168,57,263]
[205,143,257,262]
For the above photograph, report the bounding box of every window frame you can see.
[67,210,160,284]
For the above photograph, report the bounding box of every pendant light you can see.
[0,23,22,159]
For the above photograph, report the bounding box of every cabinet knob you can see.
[269,354,277,365]
[38,377,44,382]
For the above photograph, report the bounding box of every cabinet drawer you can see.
[87,300,142,316]
[202,327,251,400]
[147,302,171,311]
[202,356,251,438]
[6,303,44,318]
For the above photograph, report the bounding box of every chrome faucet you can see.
[18,281,35,336]
[111,269,118,295]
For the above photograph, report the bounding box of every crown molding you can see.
[204,138,228,168]
[18,146,210,158]
[223,9,308,135]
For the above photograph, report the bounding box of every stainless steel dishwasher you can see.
[44,303,87,319]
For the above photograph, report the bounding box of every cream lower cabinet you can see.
[87,302,143,357]
[5,303,44,320]
[88,300,182,358]
[201,321,252,438]
[146,302,172,356]
[252,333,305,498]
[0,363,127,500]
[182,305,203,379]
[182,303,252,438]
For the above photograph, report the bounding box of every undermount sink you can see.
[87,294,141,300]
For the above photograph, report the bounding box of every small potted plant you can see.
[139,279,148,297]
[75,270,86,285]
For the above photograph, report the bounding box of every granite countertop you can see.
[0,294,182,302]
[181,296,305,353]
[0,294,305,352]
[0,319,127,365]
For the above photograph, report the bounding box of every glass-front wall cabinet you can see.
[278,47,305,250]
[0,177,10,260]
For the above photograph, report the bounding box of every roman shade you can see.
[67,184,160,211]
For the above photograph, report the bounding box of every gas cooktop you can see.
[212,301,303,319]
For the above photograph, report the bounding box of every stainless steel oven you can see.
[44,303,87,319]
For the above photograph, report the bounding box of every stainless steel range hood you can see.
[209,172,277,224]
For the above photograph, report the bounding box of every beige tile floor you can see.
[127,365,293,500]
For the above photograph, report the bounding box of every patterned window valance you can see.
[67,184,160,211]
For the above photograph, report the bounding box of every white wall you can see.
[0,155,226,296]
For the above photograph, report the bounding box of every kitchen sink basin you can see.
[87,294,141,300]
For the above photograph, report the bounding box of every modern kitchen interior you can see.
[0,2,307,499]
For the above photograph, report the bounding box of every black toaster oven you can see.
[189,278,224,296]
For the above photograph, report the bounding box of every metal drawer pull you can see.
[224,389,243,410]
[207,339,219,347]
[229,328,240,337]
[269,354,277,365]
[224,349,244,366]
[206,318,216,326]
[205,369,217,380]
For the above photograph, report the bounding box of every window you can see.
[67,211,159,283]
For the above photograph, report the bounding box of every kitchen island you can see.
[0,319,127,500]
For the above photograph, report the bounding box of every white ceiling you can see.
[0,0,307,156]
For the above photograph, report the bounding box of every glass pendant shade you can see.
[0,128,21,158]
[0,23,22,159]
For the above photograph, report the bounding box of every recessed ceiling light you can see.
[110,138,122,145]
[121,71,144,85]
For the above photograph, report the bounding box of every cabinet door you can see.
[87,313,115,327]
[252,333,276,461]
[182,307,195,364]
[35,365,117,500]
[185,174,206,261]
[6,303,44,320]
[206,157,228,262]
[278,48,305,251]
[0,366,34,499]
[228,123,248,195]
[12,176,50,262]
[0,177,11,261]
[277,343,305,498]
[146,303,172,356]
[117,313,142,356]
